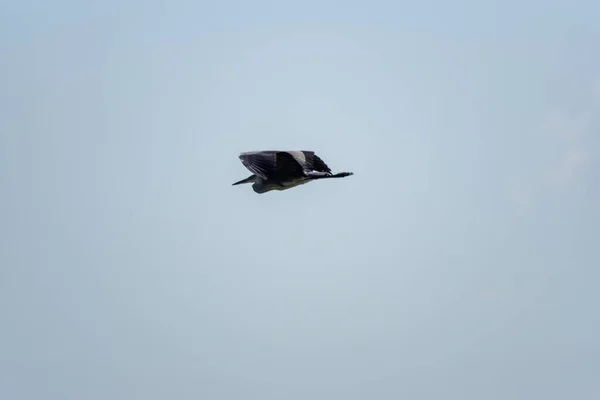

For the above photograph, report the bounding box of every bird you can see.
[232,150,354,194]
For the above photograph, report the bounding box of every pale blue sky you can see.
[1,1,599,399]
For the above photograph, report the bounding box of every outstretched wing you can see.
[299,151,332,174]
[311,153,332,173]
[238,150,332,179]
[275,151,305,178]
[239,151,278,179]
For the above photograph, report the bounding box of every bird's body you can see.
[232,150,353,194]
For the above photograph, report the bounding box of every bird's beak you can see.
[232,175,255,185]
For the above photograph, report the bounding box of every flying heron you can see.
[232,150,354,194]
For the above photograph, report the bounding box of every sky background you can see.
[1,1,599,399]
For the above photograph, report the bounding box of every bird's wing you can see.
[239,151,278,179]
[311,153,332,173]
[299,151,332,173]
[275,151,305,178]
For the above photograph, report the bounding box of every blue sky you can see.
[1,1,599,399]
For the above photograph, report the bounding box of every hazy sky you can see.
[1,1,599,399]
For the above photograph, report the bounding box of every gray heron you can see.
[232,150,354,194]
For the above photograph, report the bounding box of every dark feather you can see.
[239,152,277,179]
[310,153,332,173]
[275,152,305,178]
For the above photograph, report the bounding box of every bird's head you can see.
[232,175,257,186]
